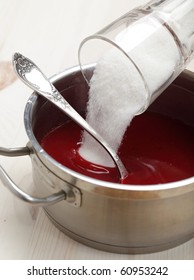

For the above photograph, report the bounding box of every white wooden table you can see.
[0,0,194,260]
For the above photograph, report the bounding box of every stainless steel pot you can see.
[1,65,194,254]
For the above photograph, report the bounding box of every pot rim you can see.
[24,64,194,192]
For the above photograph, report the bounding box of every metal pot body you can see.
[23,66,194,253]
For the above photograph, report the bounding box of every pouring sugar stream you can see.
[78,0,194,170]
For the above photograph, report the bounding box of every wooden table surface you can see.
[0,0,194,260]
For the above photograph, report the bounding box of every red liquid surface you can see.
[41,111,194,185]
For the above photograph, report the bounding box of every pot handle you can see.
[0,146,66,206]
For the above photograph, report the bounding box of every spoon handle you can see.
[13,53,128,179]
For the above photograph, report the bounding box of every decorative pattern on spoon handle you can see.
[13,53,34,78]
[13,53,69,107]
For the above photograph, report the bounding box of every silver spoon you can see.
[12,52,128,180]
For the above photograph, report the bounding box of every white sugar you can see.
[79,49,147,167]
[78,17,182,167]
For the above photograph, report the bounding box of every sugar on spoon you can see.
[12,52,128,180]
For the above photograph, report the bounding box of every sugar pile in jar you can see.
[79,5,193,167]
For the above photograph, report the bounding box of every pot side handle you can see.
[0,146,66,206]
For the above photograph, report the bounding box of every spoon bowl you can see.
[12,52,128,180]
